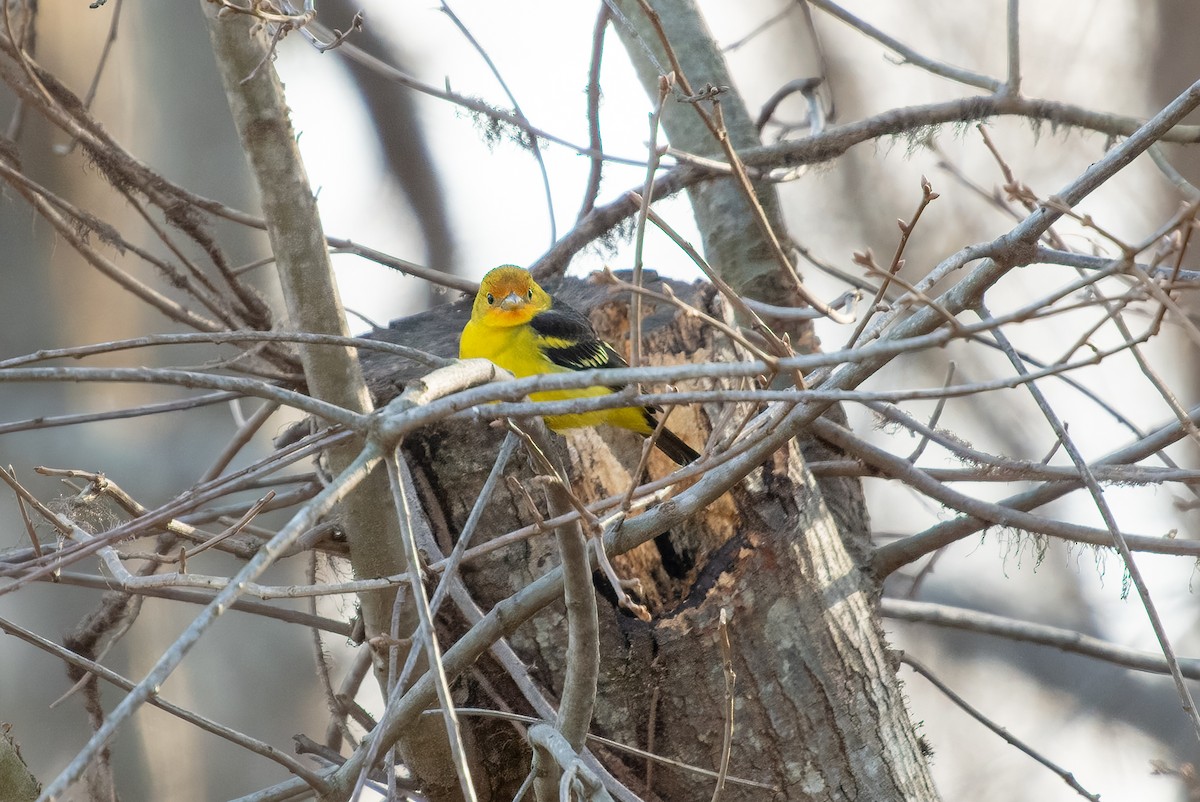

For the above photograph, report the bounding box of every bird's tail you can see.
[654,427,701,466]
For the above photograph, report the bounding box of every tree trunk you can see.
[363,274,938,801]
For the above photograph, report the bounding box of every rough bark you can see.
[361,274,938,801]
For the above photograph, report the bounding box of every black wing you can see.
[533,300,700,465]
[530,304,628,374]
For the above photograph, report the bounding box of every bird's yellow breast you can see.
[460,316,555,378]
[459,316,649,434]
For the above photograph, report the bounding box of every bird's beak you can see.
[499,291,526,310]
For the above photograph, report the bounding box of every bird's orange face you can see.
[473,265,552,327]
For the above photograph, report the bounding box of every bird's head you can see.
[472,265,552,326]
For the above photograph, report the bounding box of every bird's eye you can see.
[527,289,533,300]
[486,293,494,305]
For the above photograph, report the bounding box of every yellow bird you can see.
[459,265,700,465]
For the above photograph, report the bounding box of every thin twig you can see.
[806,0,1003,92]
[978,302,1200,746]
[439,1,557,245]
[883,599,1200,679]
[182,491,275,560]
[905,361,955,464]
[425,432,518,618]
[845,176,939,348]
[0,329,444,370]
[710,608,735,802]
[1004,0,1021,96]
[6,465,43,560]
[902,655,1100,801]
[577,4,611,222]
[199,400,281,483]
[638,201,793,360]
[714,99,855,324]
[630,75,672,370]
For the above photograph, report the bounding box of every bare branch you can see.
[902,655,1100,801]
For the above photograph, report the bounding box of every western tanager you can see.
[459,265,700,465]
